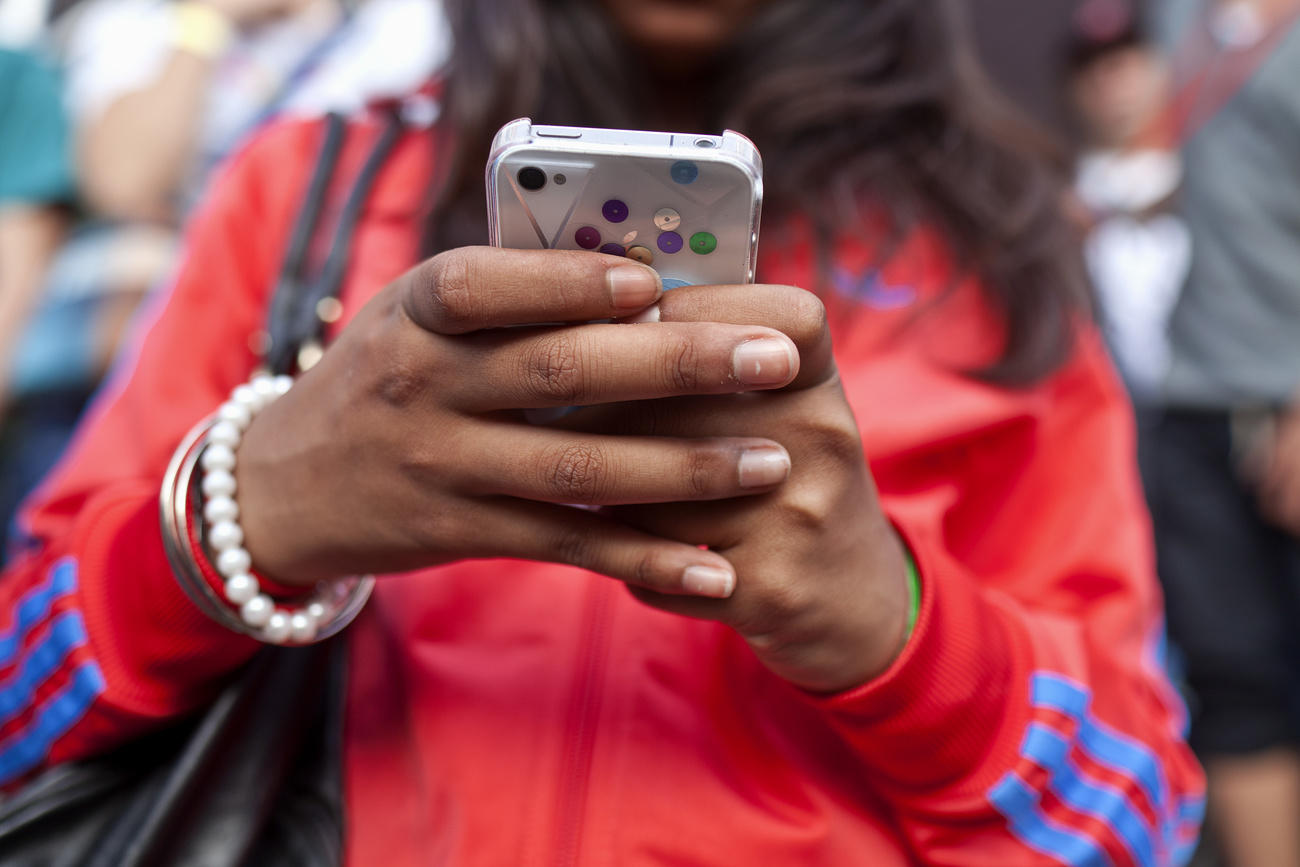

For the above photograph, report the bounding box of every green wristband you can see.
[904,551,921,639]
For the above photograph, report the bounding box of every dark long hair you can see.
[426,0,1091,384]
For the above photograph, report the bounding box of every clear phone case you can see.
[486,118,763,288]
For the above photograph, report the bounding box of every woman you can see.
[0,0,1203,863]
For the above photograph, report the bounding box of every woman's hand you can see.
[234,247,804,597]
[572,285,911,693]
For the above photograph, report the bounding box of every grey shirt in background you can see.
[1156,1,1300,409]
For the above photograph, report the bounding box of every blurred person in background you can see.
[61,0,446,223]
[1145,0,1300,864]
[1066,0,1188,416]
[0,46,71,402]
[0,0,1206,863]
[0,0,447,563]
[0,44,74,561]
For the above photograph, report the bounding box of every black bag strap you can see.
[266,106,405,375]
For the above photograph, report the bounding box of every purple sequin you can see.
[602,199,629,223]
[656,231,683,254]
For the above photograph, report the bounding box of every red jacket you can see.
[0,117,1203,866]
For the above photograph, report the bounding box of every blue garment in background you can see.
[0,48,74,206]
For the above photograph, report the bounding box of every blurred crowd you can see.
[0,0,447,549]
[1069,2,1300,863]
[1,0,1299,863]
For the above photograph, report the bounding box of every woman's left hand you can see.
[566,284,910,693]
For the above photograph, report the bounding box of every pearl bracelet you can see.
[160,373,373,645]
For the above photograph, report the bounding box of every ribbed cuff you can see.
[804,517,1032,796]
[75,486,259,716]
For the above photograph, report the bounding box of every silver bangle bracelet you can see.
[159,413,373,644]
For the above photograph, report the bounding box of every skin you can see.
[79,0,321,222]
[597,0,768,60]
[0,206,67,408]
[1262,408,1300,535]
[1206,750,1300,867]
[1070,45,1168,150]
[236,3,910,694]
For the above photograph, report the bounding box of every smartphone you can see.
[486,118,763,289]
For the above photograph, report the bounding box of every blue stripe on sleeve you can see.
[1031,673,1091,718]
[1177,796,1204,826]
[0,660,106,785]
[989,771,1114,866]
[1173,795,1206,864]
[1031,674,1168,821]
[1021,723,1157,866]
[0,611,89,726]
[0,557,78,665]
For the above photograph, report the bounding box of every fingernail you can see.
[738,447,791,488]
[607,264,662,311]
[682,565,735,598]
[732,338,797,388]
[624,303,660,324]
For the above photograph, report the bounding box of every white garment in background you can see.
[61,0,448,205]
[0,0,54,46]
[1076,148,1191,401]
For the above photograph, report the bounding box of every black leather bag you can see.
[0,643,346,867]
[0,110,403,867]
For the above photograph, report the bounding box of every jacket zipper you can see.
[553,580,614,867]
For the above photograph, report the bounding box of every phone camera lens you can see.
[553,173,567,185]
[517,166,547,191]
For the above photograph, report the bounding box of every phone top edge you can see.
[487,118,763,181]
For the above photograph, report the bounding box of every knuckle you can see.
[551,524,597,569]
[545,442,608,502]
[801,414,863,463]
[685,448,720,498]
[663,337,702,392]
[740,578,811,634]
[424,249,478,332]
[821,425,864,464]
[523,335,585,403]
[360,327,428,409]
[373,359,427,409]
[630,547,671,590]
[775,477,845,533]
[791,290,828,344]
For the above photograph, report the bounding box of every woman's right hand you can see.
[234,246,802,596]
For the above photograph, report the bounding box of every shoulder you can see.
[774,220,1126,455]
[203,112,437,234]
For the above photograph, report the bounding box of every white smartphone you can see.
[486,118,763,289]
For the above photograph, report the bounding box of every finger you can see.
[458,425,792,505]
[626,584,732,622]
[399,246,662,334]
[456,322,800,409]
[465,497,739,598]
[555,377,849,440]
[628,283,834,388]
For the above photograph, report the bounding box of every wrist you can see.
[159,375,374,645]
[775,526,913,694]
[845,527,916,687]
